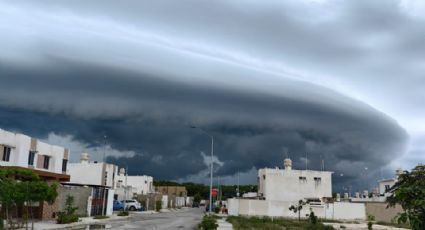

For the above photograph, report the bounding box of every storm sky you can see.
[0,0,424,191]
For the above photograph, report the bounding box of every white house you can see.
[378,168,402,197]
[258,158,333,202]
[66,153,116,216]
[68,153,118,188]
[0,128,71,219]
[114,168,154,199]
[0,128,70,179]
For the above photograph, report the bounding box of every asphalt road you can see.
[79,208,204,230]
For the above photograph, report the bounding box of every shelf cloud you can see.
[0,0,422,189]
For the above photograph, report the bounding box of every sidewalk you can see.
[32,213,130,230]
[217,217,233,230]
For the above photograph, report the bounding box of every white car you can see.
[121,199,142,211]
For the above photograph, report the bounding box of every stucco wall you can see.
[365,203,403,222]
[228,199,366,220]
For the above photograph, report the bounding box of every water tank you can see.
[80,153,90,163]
[119,168,126,176]
[284,158,292,170]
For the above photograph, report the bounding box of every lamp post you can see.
[191,126,214,215]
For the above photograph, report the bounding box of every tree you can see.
[289,199,308,221]
[194,193,202,204]
[387,165,425,230]
[0,168,58,230]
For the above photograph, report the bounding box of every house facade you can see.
[258,158,332,202]
[66,153,116,216]
[0,128,71,219]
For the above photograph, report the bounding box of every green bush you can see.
[214,206,221,214]
[199,215,218,230]
[156,200,162,212]
[56,212,79,224]
[117,210,129,216]
[0,217,4,230]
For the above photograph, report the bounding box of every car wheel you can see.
[130,206,136,211]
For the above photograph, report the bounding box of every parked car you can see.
[121,199,142,211]
[113,200,125,211]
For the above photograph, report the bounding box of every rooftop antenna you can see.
[305,152,308,171]
[237,170,240,197]
[320,154,325,171]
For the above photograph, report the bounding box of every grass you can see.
[199,215,219,230]
[93,215,109,219]
[226,216,334,230]
[117,210,129,216]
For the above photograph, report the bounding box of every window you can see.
[314,177,322,186]
[299,176,307,183]
[2,146,11,161]
[62,159,68,172]
[385,185,390,192]
[263,175,266,180]
[28,151,36,165]
[43,156,50,169]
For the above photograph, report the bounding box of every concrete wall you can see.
[365,203,403,222]
[57,185,92,217]
[258,168,332,202]
[228,199,366,220]
[161,195,169,209]
[106,189,114,216]
[137,193,163,211]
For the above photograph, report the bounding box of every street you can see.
[76,208,204,230]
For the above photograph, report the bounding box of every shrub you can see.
[214,206,221,214]
[155,200,162,212]
[117,210,129,216]
[367,214,375,230]
[0,217,3,230]
[199,215,218,230]
[93,215,109,219]
[56,212,79,224]
[57,195,79,224]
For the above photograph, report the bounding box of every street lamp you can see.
[191,126,214,215]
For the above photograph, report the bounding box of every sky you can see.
[0,0,424,191]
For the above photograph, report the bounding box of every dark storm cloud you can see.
[0,60,407,189]
[0,0,421,189]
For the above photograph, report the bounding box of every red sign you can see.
[211,188,218,197]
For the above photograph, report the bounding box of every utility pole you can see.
[103,134,107,163]
[191,126,214,215]
[237,170,240,198]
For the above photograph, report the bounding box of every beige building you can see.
[155,186,188,197]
